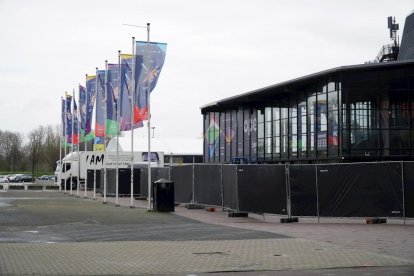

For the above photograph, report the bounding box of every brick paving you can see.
[0,190,413,275]
[1,239,412,275]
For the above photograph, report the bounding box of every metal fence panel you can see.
[222,165,238,211]
[403,162,414,218]
[194,164,222,206]
[237,165,287,215]
[98,168,140,196]
[317,162,403,217]
[87,169,100,189]
[170,165,193,203]
[290,165,318,216]
[139,167,170,198]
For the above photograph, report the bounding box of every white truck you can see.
[56,151,164,189]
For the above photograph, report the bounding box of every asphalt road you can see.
[0,190,287,242]
[1,190,413,276]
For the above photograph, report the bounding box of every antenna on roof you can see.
[387,16,399,44]
[366,16,400,63]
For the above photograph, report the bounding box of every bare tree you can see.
[27,126,45,180]
[43,125,61,171]
[0,130,24,172]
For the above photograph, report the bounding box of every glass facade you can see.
[203,65,414,163]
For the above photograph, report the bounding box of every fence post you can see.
[315,164,320,223]
[191,164,195,204]
[236,164,239,212]
[220,164,224,209]
[285,163,291,219]
[401,161,406,225]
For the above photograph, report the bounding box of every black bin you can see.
[153,178,174,212]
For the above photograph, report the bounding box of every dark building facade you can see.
[398,11,414,61]
[202,12,414,164]
[202,60,414,164]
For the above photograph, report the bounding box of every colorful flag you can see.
[61,97,66,147]
[79,84,87,141]
[65,93,72,144]
[106,63,120,135]
[134,41,167,124]
[61,98,65,135]
[85,75,96,136]
[119,54,143,131]
[95,70,106,138]
[79,85,86,132]
[73,95,80,145]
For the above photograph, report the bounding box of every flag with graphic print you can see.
[119,54,143,131]
[134,41,167,124]
[65,93,72,144]
[72,95,80,145]
[85,75,96,138]
[106,63,120,135]
[95,70,105,137]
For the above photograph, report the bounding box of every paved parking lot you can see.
[0,190,413,275]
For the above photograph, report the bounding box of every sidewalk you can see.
[1,189,412,275]
[68,189,414,261]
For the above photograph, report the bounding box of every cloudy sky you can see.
[0,0,412,140]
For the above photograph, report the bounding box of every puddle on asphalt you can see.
[0,202,11,207]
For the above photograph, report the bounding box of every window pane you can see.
[328,91,338,112]
[265,107,272,121]
[231,110,237,160]
[237,109,244,157]
[265,137,272,157]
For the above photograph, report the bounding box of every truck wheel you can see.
[65,179,77,190]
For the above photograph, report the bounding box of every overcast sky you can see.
[0,0,412,140]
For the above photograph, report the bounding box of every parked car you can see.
[14,175,33,183]
[0,176,8,183]
[8,174,23,182]
[38,175,54,181]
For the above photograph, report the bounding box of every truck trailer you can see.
[56,151,163,190]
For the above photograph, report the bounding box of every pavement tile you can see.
[0,239,413,275]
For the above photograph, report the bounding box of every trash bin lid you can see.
[153,178,172,184]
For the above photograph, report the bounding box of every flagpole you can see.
[130,37,135,208]
[64,93,67,194]
[70,89,74,196]
[84,75,88,199]
[146,23,152,211]
[116,50,121,207]
[76,90,80,198]
[93,67,98,200]
[103,60,108,204]
[60,96,63,192]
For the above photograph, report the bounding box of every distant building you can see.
[106,135,203,166]
[201,12,414,164]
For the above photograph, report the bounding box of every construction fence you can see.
[95,162,413,219]
[134,161,413,219]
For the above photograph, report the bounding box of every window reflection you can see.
[203,68,414,162]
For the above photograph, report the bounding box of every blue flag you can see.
[73,95,79,144]
[79,85,86,133]
[119,54,143,131]
[65,94,72,144]
[106,64,120,135]
[134,41,167,123]
[85,76,96,136]
[95,70,105,137]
